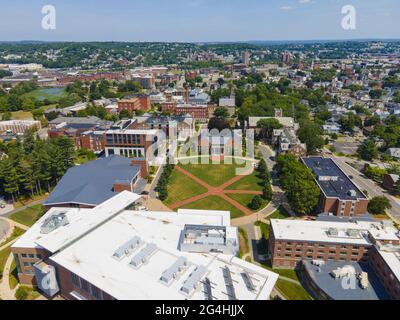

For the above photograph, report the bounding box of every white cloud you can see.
[299,0,312,4]
[280,6,294,11]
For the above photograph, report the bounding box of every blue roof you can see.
[44,155,140,207]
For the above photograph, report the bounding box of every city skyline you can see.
[0,0,399,42]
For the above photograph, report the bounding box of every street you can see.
[331,156,400,221]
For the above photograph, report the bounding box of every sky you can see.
[0,0,399,42]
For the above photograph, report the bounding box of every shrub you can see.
[15,286,29,300]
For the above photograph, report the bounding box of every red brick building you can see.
[161,102,215,121]
[117,95,151,113]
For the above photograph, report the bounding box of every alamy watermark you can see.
[41,5,56,30]
[341,5,356,30]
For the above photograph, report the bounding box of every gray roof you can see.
[302,157,366,200]
[303,260,389,300]
[44,155,140,207]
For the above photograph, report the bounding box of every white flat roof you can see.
[270,219,399,246]
[13,192,141,253]
[50,209,278,300]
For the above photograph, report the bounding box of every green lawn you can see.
[275,279,312,300]
[226,193,269,212]
[179,158,251,187]
[164,169,208,206]
[177,195,245,218]
[9,111,34,120]
[0,245,11,280]
[267,206,291,220]
[226,170,265,191]
[9,204,45,227]
[254,221,270,255]
[238,227,250,259]
[0,227,25,247]
[9,259,18,289]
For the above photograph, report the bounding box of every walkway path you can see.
[168,166,263,216]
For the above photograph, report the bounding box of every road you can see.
[330,156,400,221]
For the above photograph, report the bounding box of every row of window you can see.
[71,273,114,300]
[21,253,42,259]
[106,134,142,145]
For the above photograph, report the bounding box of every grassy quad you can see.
[225,170,265,191]
[179,158,252,187]
[226,193,269,212]
[163,169,208,206]
[9,204,45,227]
[177,195,245,219]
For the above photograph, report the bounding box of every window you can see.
[71,273,80,288]
[90,286,102,300]
[80,279,90,293]
[28,254,34,258]
[22,254,27,258]
[36,254,42,260]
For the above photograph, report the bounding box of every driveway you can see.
[0,204,14,216]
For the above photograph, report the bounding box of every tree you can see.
[357,139,378,161]
[249,196,263,210]
[276,154,320,214]
[257,119,282,140]
[213,107,229,119]
[368,196,391,215]
[297,120,324,154]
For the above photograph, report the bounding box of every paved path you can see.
[1,199,44,218]
[0,253,17,300]
[168,166,263,216]
[0,219,10,244]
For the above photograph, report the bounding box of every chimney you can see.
[131,158,148,178]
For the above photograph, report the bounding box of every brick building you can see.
[268,218,400,300]
[11,192,279,300]
[302,157,369,217]
[161,102,215,121]
[117,95,151,113]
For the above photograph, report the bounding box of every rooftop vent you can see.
[223,266,237,300]
[160,257,188,284]
[181,265,207,296]
[241,271,256,292]
[129,243,157,269]
[112,236,142,260]
[203,277,213,300]
[40,212,69,234]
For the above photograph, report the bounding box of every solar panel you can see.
[181,265,207,295]
[241,271,255,292]
[129,243,157,268]
[112,236,142,260]
[223,266,237,300]
[203,277,213,300]
[160,257,188,284]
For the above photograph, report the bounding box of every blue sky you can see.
[0,0,399,42]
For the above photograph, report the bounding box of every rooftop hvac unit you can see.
[347,229,360,238]
[112,236,142,260]
[358,272,369,290]
[348,189,357,197]
[160,257,188,284]
[181,265,207,295]
[40,212,69,234]
[129,243,157,268]
[328,228,339,237]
